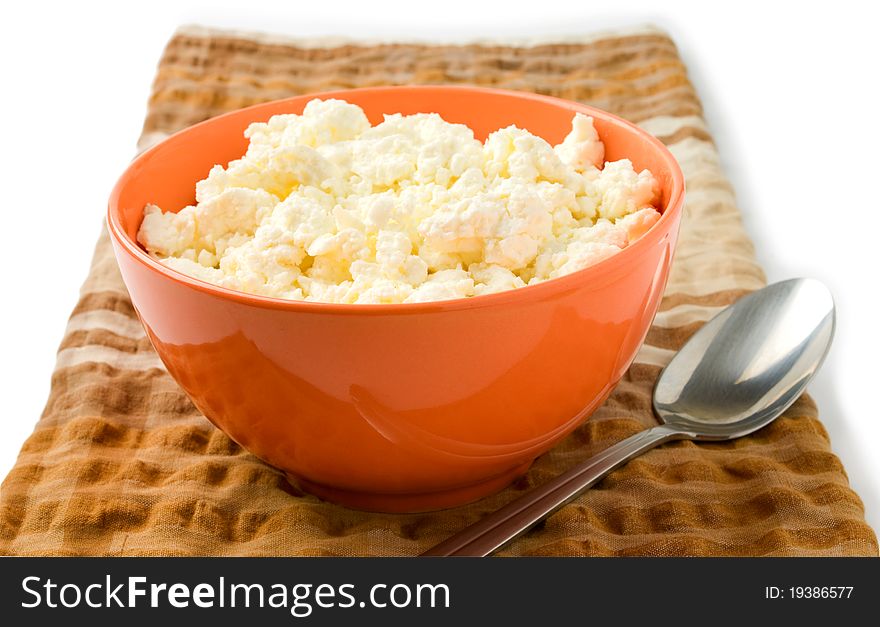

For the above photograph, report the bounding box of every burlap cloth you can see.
[1,25,876,556]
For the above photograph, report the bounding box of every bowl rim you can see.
[107,84,684,316]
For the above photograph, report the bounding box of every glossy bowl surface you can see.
[108,85,684,512]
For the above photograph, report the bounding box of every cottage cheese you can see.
[138,98,661,304]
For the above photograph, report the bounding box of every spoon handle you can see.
[421,424,683,557]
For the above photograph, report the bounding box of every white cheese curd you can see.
[138,99,661,304]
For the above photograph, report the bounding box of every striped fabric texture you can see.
[1,25,876,556]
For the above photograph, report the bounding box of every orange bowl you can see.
[108,86,684,512]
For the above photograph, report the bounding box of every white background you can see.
[1,1,877,534]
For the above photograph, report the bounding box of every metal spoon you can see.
[422,278,835,557]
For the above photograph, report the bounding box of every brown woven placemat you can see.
[1,25,876,556]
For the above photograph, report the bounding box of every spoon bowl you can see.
[654,277,835,439]
[423,278,836,556]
